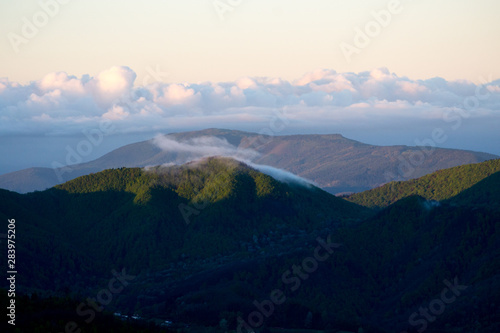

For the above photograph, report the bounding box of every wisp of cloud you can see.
[151,135,315,187]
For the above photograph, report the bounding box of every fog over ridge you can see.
[150,134,315,187]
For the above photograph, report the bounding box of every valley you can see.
[1,156,499,332]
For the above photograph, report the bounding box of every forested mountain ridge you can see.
[1,128,497,194]
[0,157,369,290]
[347,158,500,208]
[1,157,499,332]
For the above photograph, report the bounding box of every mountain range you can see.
[1,156,499,332]
[0,129,497,194]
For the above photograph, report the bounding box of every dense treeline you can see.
[0,157,368,292]
[145,195,499,332]
[1,157,499,332]
[347,158,500,208]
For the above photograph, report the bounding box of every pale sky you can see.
[1,0,500,174]
[1,0,500,84]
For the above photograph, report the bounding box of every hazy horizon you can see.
[1,0,499,173]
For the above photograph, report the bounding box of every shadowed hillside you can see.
[0,157,369,290]
[1,157,499,332]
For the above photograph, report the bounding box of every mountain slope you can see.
[0,167,73,194]
[1,157,499,332]
[347,158,500,208]
[447,169,500,209]
[0,129,497,194]
[141,183,500,332]
[349,195,500,332]
[0,157,369,289]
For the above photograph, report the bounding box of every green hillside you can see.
[0,157,369,290]
[346,158,500,208]
[447,169,500,208]
[2,157,499,332]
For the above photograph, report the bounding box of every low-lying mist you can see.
[150,134,315,187]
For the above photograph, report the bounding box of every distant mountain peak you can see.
[0,129,497,194]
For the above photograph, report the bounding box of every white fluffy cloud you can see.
[1,66,499,136]
[92,66,137,106]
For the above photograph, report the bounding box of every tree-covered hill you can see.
[346,158,500,208]
[447,169,500,209]
[1,158,499,332]
[117,192,500,332]
[0,157,370,291]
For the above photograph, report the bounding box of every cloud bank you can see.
[1,66,499,136]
